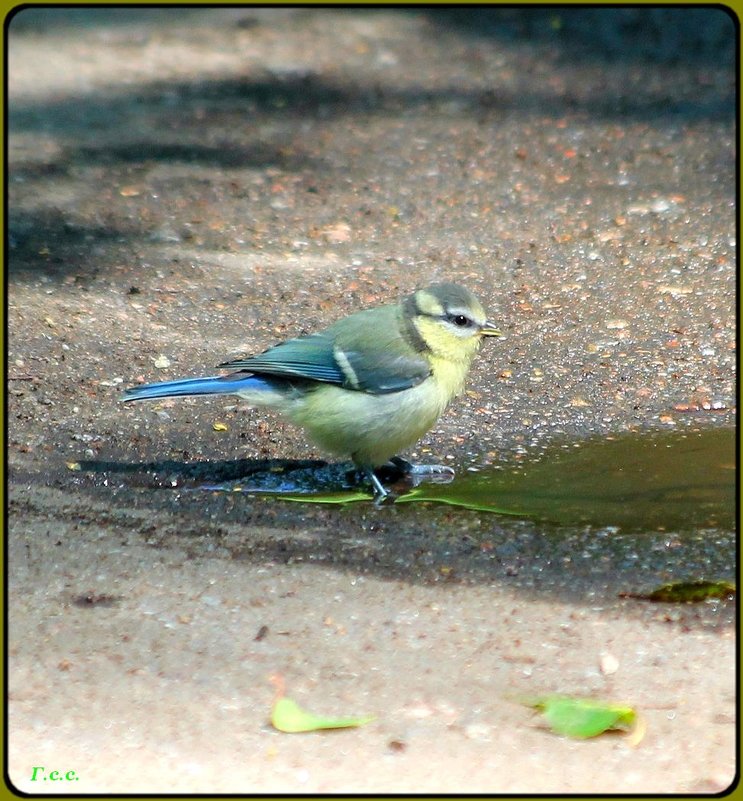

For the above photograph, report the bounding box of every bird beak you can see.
[480,322,503,338]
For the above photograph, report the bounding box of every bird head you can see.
[404,282,502,362]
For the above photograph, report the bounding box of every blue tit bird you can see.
[121,282,501,498]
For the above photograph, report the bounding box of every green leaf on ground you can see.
[620,580,736,603]
[524,695,638,739]
[271,696,375,733]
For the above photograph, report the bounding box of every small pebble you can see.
[600,652,620,675]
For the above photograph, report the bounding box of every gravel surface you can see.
[7,7,736,794]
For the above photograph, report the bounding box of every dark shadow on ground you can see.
[422,6,737,66]
[6,6,215,31]
[7,129,326,282]
[7,207,143,282]
[73,455,333,490]
[9,68,734,137]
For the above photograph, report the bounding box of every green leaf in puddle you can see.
[280,490,372,504]
[620,579,736,603]
[394,485,522,516]
[271,696,375,733]
[523,695,639,739]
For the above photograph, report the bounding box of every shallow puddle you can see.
[397,427,736,530]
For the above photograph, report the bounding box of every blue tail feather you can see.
[121,374,271,402]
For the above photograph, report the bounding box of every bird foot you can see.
[348,458,456,503]
[388,457,456,487]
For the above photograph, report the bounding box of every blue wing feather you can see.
[219,333,347,385]
[121,373,273,402]
[219,307,431,395]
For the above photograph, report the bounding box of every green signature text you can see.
[30,766,79,782]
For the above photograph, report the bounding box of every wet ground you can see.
[7,7,737,794]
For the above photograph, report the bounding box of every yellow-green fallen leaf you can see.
[271,696,375,733]
[66,462,81,471]
[394,486,524,517]
[524,695,638,739]
[280,491,371,504]
[621,580,736,603]
[212,421,229,432]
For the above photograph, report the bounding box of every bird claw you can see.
[388,457,456,487]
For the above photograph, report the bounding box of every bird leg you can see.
[345,465,390,499]
[365,467,390,501]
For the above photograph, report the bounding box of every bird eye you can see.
[452,314,470,327]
